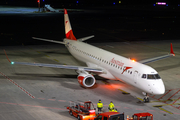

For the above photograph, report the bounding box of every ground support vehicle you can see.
[129,112,153,120]
[67,101,96,120]
[95,112,153,120]
[67,101,153,120]
[95,112,124,120]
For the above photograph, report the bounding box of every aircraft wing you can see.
[4,49,104,74]
[139,43,175,64]
[10,61,104,73]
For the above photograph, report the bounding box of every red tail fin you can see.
[170,43,175,56]
[64,9,76,40]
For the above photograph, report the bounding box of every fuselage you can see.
[64,39,165,95]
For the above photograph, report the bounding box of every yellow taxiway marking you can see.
[158,107,173,114]
[153,102,180,107]
[150,98,180,103]
[54,59,59,62]
[45,55,50,57]
[118,89,130,94]
[137,97,143,101]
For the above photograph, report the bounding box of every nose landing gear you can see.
[142,92,149,103]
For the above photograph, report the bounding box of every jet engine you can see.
[77,73,96,87]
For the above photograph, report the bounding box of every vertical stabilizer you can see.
[64,9,77,40]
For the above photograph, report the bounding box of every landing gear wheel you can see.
[77,115,81,120]
[142,92,149,103]
[69,111,73,116]
[143,97,149,103]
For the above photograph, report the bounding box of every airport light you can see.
[11,62,14,65]
[113,2,115,5]
[156,2,166,5]
[131,59,136,62]
[37,0,40,12]
[77,1,79,3]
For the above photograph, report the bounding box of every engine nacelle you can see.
[78,73,96,88]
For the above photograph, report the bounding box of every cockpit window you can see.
[147,74,155,79]
[142,74,146,78]
[147,74,161,79]
[154,74,161,79]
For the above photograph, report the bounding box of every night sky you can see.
[1,0,180,8]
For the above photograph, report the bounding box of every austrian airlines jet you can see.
[5,9,175,102]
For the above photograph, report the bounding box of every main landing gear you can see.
[142,92,149,103]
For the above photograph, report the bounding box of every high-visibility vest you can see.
[108,103,114,110]
[97,102,103,108]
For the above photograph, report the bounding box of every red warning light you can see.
[37,0,40,3]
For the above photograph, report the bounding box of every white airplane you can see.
[5,9,175,102]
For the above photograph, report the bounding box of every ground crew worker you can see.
[111,108,117,112]
[97,99,103,114]
[108,101,115,112]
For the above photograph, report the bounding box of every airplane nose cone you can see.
[153,79,165,95]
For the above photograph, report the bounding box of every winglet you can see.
[170,43,175,56]
[4,49,11,63]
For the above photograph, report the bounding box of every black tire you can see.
[146,98,149,102]
[143,98,150,103]
[143,98,146,103]
[69,111,73,116]
[77,115,81,120]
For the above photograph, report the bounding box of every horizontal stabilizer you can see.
[77,35,94,42]
[32,37,65,44]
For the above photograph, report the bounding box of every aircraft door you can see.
[133,70,138,84]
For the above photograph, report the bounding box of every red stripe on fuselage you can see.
[121,67,132,74]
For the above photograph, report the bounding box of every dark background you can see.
[1,0,180,8]
[0,1,180,46]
